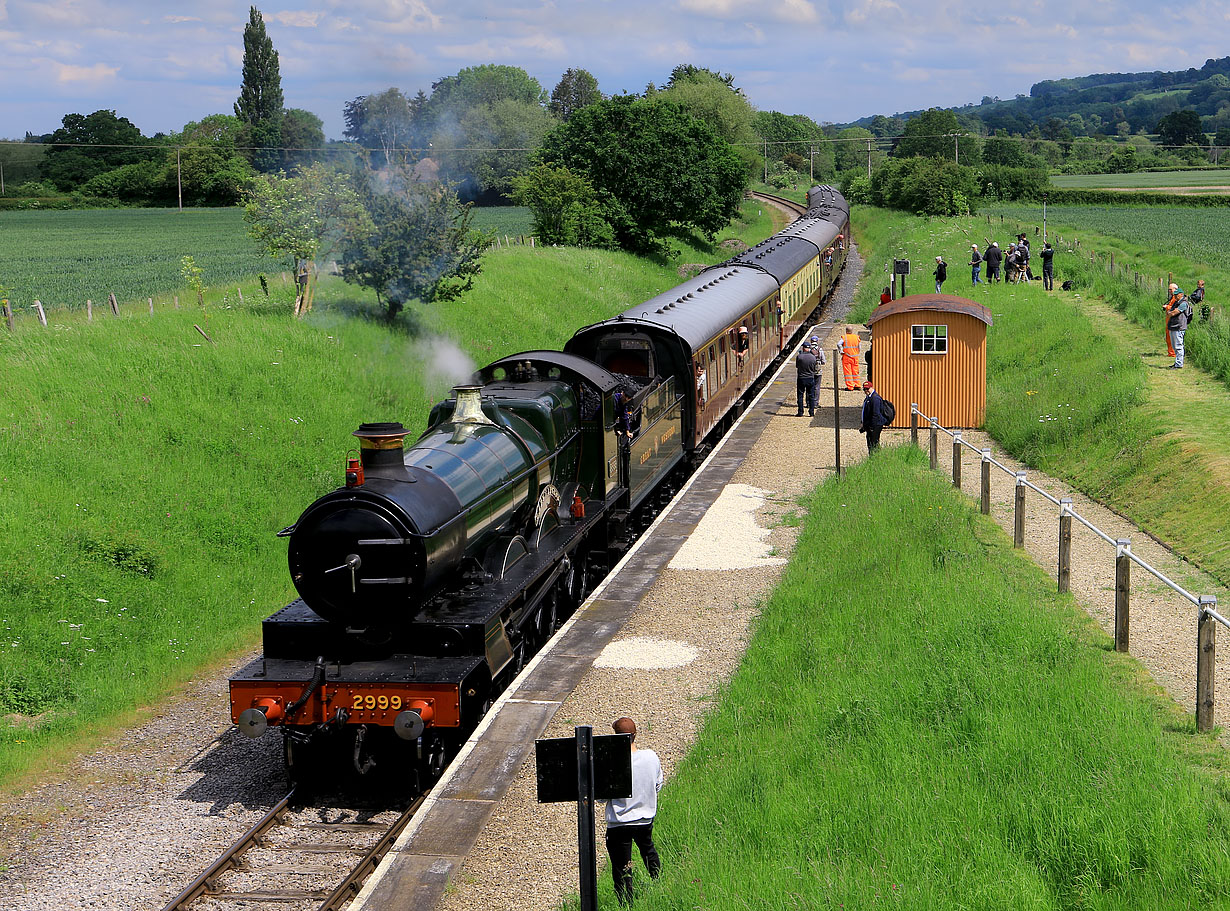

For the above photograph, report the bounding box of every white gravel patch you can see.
[593,637,699,669]
[668,483,785,570]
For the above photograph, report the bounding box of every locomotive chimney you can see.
[451,385,494,425]
[352,422,411,479]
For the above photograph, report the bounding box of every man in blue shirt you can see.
[605,717,663,903]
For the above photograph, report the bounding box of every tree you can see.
[433,98,556,201]
[343,88,417,164]
[893,108,963,160]
[39,110,159,192]
[550,68,602,121]
[340,164,491,320]
[833,126,877,175]
[661,67,760,177]
[1155,109,1204,147]
[536,96,747,255]
[172,115,256,206]
[243,164,367,315]
[511,164,615,248]
[234,6,284,171]
[279,108,325,171]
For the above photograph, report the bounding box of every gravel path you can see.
[3,242,1226,910]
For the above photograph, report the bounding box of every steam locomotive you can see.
[229,187,850,785]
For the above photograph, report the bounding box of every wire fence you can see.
[910,404,1223,733]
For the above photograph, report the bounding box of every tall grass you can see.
[631,447,1230,910]
[0,199,777,785]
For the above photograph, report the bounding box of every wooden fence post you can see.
[174,295,180,309]
[929,419,938,471]
[1115,539,1131,653]
[108,293,119,316]
[86,299,93,321]
[2,299,12,331]
[1197,596,1218,732]
[952,431,962,489]
[148,297,154,315]
[1058,498,1073,593]
[832,351,842,478]
[237,287,244,303]
[33,300,47,327]
[1013,472,1026,548]
[910,404,918,447]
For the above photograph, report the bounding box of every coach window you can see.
[911,324,948,354]
[719,338,729,385]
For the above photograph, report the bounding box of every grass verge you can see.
[621,446,1230,910]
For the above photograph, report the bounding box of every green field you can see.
[985,202,1230,272]
[0,208,278,313]
[1051,169,1230,190]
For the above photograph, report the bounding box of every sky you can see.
[2,0,1229,141]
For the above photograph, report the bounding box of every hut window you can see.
[911,324,948,354]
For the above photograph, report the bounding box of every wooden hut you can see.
[866,294,992,428]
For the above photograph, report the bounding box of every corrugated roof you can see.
[868,294,993,327]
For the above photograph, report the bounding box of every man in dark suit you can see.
[858,381,888,451]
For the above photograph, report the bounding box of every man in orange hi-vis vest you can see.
[840,327,861,390]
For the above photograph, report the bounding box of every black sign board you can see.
[893,259,911,275]
[535,733,633,803]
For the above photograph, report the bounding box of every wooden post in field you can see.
[1197,596,1218,732]
[1058,498,1073,593]
[2,299,12,331]
[1013,472,1026,548]
[832,351,842,478]
[929,419,938,471]
[237,287,244,303]
[1114,539,1130,652]
[86,299,93,321]
[981,450,991,515]
[108,293,119,316]
[952,432,962,489]
[148,297,154,315]
[910,404,918,447]
[281,271,288,286]
[33,300,46,327]
[174,295,180,309]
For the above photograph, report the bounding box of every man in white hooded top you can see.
[604,716,663,903]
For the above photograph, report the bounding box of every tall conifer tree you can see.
[234,6,283,171]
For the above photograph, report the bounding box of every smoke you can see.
[415,335,477,399]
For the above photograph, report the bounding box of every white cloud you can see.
[269,10,324,28]
[678,0,817,23]
[55,61,118,83]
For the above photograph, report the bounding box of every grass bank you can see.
[632,446,1230,910]
[0,200,775,787]
[850,206,1230,586]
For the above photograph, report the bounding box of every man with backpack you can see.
[1164,283,1192,369]
[1191,279,1208,322]
[859,381,892,451]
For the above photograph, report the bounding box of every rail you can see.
[909,403,1224,733]
[161,789,425,911]
[748,191,807,217]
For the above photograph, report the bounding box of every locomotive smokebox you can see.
[353,421,410,480]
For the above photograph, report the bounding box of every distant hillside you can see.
[847,56,1230,140]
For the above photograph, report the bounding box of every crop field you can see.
[986,203,1230,271]
[469,205,534,237]
[1051,169,1230,190]
[0,208,278,312]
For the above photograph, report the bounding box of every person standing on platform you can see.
[859,381,889,451]
[795,344,818,416]
[840,326,861,391]
[605,717,663,905]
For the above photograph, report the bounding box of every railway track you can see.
[749,190,808,217]
[161,789,425,911]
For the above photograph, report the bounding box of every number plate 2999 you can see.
[350,692,405,712]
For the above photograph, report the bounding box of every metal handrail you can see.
[911,404,1206,610]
